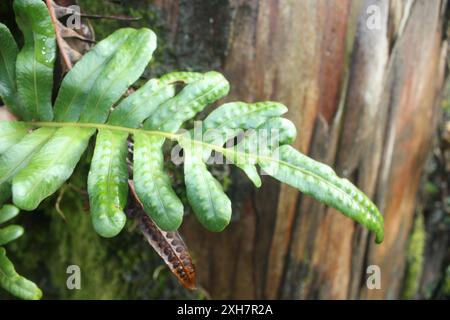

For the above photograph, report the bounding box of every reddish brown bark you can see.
[154,0,448,299]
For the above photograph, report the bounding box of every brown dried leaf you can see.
[128,181,196,290]
[46,0,95,71]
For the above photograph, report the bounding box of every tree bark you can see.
[154,0,449,299]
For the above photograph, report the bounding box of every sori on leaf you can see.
[0,0,384,300]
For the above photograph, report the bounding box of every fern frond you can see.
[0,0,384,299]
[0,16,383,241]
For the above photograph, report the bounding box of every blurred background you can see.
[0,0,449,300]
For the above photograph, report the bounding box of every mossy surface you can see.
[402,213,426,299]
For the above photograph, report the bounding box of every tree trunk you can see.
[154,0,449,299]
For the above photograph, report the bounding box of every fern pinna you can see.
[0,0,383,299]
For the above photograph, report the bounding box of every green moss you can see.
[77,0,175,77]
[443,266,450,296]
[402,213,426,299]
[46,194,123,299]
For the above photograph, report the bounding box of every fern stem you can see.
[25,121,357,202]
[25,121,269,163]
[24,121,337,175]
[26,121,180,140]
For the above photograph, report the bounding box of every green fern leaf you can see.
[53,28,137,122]
[14,0,55,121]
[134,134,184,231]
[0,23,26,119]
[183,144,232,232]
[259,145,384,243]
[0,225,24,246]
[78,29,156,124]
[0,205,20,225]
[88,130,129,238]
[0,247,42,300]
